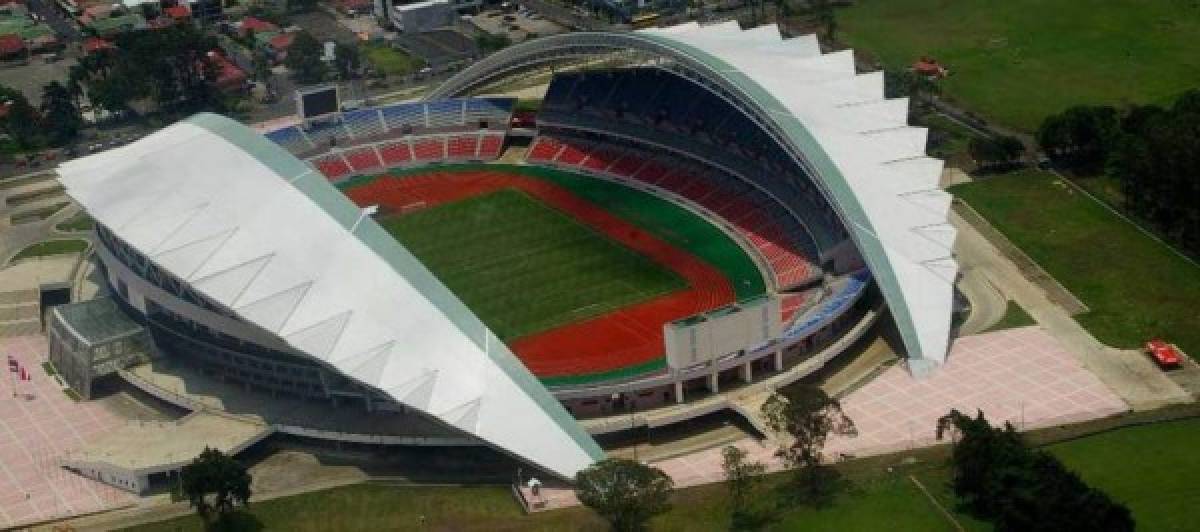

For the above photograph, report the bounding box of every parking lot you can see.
[470,9,567,42]
[0,49,77,106]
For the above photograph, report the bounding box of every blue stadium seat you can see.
[264,126,313,155]
[465,98,515,125]
[341,109,386,140]
[304,121,347,149]
[381,103,426,131]
[425,99,465,128]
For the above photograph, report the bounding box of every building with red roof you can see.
[82,36,114,55]
[267,31,294,62]
[912,56,949,78]
[239,16,277,37]
[0,33,25,59]
[202,50,246,92]
[165,4,190,19]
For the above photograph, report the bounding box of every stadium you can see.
[52,21,956,490]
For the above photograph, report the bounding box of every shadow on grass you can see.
[206,511,264,532]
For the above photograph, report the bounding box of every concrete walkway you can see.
[950,210,1191,410]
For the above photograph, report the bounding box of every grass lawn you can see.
[380,189,686,340]
[838,0,1200,131]
[983,300,1036,333]
[10,238,88,261]
[363,43,424,77]
[951,171,1200,354]
[125,464,982,532]
[1048,417,1200,531]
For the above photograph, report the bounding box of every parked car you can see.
[1145,339,1182,369]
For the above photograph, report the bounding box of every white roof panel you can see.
[57,113,604,479]
[638,23,957,367]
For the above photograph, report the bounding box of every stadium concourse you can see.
[36,20,973,503]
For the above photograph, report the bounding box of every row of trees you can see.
[968,135,1025,171]
[938,411,1133,532]
[0,82,83,151]
[284,32,361,85]
[69,25,224,117]
[1038,91,1200,256]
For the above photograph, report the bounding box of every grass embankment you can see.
[55,212,94,232]
[125,417,1200,531]
[838,0,1200,131]
[983,301,1036,333]
[952,171,1200,354]
[10,239,88,261]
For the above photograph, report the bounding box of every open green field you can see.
[362,43,424,77]
[380,189,686,340]
[838,0,1200,131]
[1048,417,1200,532]
[951,171,1200,354]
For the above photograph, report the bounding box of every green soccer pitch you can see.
[378,188,687,340]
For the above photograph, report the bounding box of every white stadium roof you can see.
[57,113,604,479]
[637,21,959,372]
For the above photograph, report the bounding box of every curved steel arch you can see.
[429,30,954,369]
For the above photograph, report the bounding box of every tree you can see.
[721,445,767,529]
[332,42,361,81]
[968,135,1025,170]
[251,50,273,82]
[936,410,1133,532]
[180,447,253,529]
[0,85,42,149]
[760,384,854,504]
[1037,105,1119,170]
[809,0,837,44]
[68,24,222,116]
[41,81,82,146]
[575,458,673,532]
[475,33,511,55]
[883,69,940,115]
[285,32,328,84]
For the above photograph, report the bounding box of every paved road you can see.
[956,268,1006,335]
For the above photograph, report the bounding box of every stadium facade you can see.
[56,22,955,483]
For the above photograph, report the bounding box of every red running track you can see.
[344,170,737,379]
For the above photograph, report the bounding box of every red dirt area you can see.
[343,170,737,379]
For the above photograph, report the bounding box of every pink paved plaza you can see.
[0,335,136,528]
[524,326,1130,510]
